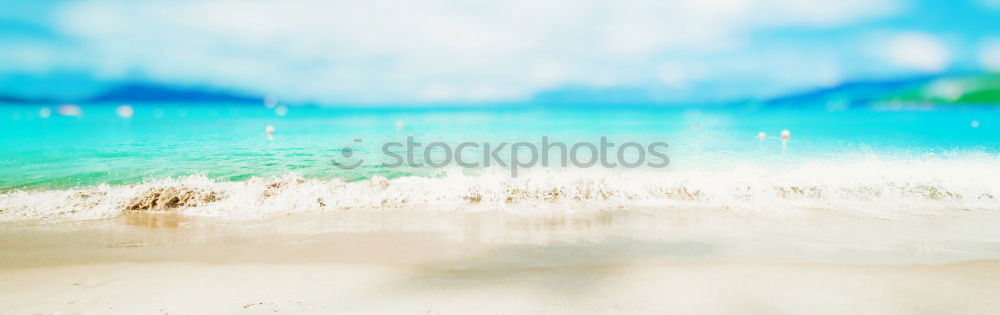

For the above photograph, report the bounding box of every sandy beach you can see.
[3,208,1000,314]
[4,0,1000,313]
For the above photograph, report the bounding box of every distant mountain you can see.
[0,94,56,104]
[4,76,998,107]
[85,83,262,103]
[0,95,31,104]
[761,73,1000,108]
[1,82,264,105]
[880,74,1000,105]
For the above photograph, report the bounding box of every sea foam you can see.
[1,157,997,222]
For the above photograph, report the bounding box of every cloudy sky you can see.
[1,0,999,104]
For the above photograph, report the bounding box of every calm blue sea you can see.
[0,103,997,190]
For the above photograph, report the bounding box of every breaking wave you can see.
[1,157,998,222]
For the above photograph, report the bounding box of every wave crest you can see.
[1,158,998,222]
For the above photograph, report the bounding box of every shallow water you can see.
[4,207,1000,268]
[1,104,997,189]
[1,104,998,221]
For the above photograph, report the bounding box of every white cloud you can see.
[979,0,1000,9]
[656,63,690,89]
[882,32,950,72]
[978,38,1000,71]
[49,0,902,103]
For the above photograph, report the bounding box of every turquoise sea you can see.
[2,104,997,188]
[1,103,998,221]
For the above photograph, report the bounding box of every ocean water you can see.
[0,103,998,221]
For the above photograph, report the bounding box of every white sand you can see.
[2,208,1000,314]
[3,261,1000,314]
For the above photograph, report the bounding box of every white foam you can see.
[1,157,998,222]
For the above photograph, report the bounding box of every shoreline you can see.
[4,157,1000,223]
[4,207,1000,267]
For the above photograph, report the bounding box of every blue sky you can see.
[1,0,999,104]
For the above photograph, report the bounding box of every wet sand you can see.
[2,208,1000,314]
